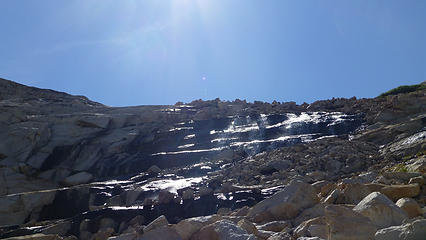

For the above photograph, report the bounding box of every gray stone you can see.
[375,219,426,240]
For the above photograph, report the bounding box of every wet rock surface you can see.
[0,78,425,239]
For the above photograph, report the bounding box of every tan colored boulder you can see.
[380,184,420,201]
[353,192,407,228]
[396,198,422,218]
[174,215,220,240]
[325,205,377,240]
[247,180,319,223]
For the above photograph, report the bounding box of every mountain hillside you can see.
[0,78,425,240]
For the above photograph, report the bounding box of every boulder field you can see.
[0,78,425,240]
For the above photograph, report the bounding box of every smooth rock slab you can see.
[247,180,319,223]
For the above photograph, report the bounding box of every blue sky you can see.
[1,1,425,106]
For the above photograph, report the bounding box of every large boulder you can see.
[325,205,377,240]
[247,180,319,223]
[375,219,426,240]
[174,215,220,240]
[353,192,407,229]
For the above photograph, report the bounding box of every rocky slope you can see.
[0,78,425,240]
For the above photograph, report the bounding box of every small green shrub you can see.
[379,82,426,97]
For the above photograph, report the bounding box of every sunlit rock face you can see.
[0,77,364,182]
[140,111,364,170]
